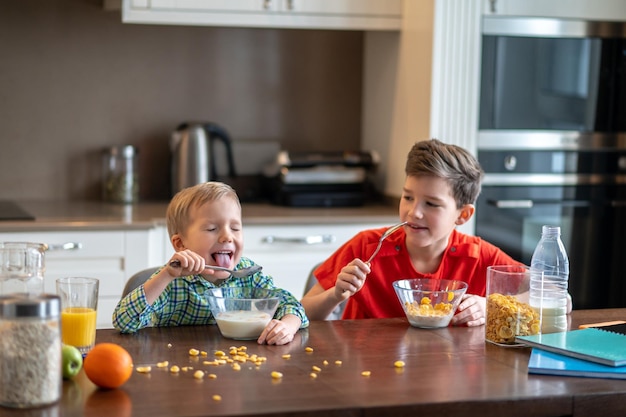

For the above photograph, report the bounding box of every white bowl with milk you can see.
[206,287,280,340]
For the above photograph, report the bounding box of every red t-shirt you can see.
[314,228,522,319]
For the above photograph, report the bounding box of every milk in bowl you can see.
[206,287,280,340]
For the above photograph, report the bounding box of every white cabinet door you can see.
[0,230,157,329]
[123,0,403,31]
[243,223,389,299]
[280,0,403,16]
[147,0,401,15]
[147,0,272,11]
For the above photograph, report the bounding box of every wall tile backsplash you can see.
[0,0,363,201]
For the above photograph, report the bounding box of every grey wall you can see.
[0,0,363,201]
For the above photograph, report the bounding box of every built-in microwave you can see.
[478,16,626,150]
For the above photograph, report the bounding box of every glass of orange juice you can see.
[56,277,99,355]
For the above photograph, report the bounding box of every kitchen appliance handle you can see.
[488,200,534,208]
[205,123,236,179]
[261,235,336,245]
[488,199,593,208]
[43,242,83,252]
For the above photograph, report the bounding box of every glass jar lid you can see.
[0,294,60,319]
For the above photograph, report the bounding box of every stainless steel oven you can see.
[475,145,626,310]
[476,14,626,309]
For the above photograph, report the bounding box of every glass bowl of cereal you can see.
[393,278,468,328]
[206,287,280,340]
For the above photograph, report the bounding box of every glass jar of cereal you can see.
[485,265,540,346]
[0,294,62,408]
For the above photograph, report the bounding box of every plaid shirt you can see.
[112,257,309,333]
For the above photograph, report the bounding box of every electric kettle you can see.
[170,122,237,195]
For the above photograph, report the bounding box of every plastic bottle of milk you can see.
[529,225,569,334]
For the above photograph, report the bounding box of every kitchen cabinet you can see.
[1,222,380,327]
[0,202,397,326]
[122,0,403,31]
[0,229,162,329]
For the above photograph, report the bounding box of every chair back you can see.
[304,263,346,320]
[122,267,159,298]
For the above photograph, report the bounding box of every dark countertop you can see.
[0,200,398,232]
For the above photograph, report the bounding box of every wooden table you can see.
[3,309,626,417]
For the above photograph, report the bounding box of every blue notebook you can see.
[528,348,626,379]
[516,327,626,367]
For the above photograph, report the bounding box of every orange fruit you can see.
[83,343,133,389]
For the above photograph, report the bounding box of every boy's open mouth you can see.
[212,251,233,268]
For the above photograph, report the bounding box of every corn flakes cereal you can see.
[394,360,405,368]
[485,293,540,344]
[404,298,454,317]
[403,296,455,327]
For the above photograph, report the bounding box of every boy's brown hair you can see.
[405,139,484,207]
[166,181,240,238]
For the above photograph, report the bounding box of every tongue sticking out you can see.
[213,253,231,268]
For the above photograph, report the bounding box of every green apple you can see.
[62,344,83,379]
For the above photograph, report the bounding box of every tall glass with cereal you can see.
[485,265,541,346]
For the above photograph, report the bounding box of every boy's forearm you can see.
[143,269,175,304]
[301,288,344,320]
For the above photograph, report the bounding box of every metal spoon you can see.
[365,221,407,265]
[168,260,262,278]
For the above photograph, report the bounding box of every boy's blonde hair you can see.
[166,182,241,238]
[405,139,484,207]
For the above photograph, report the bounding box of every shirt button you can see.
[450,247,457,252]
